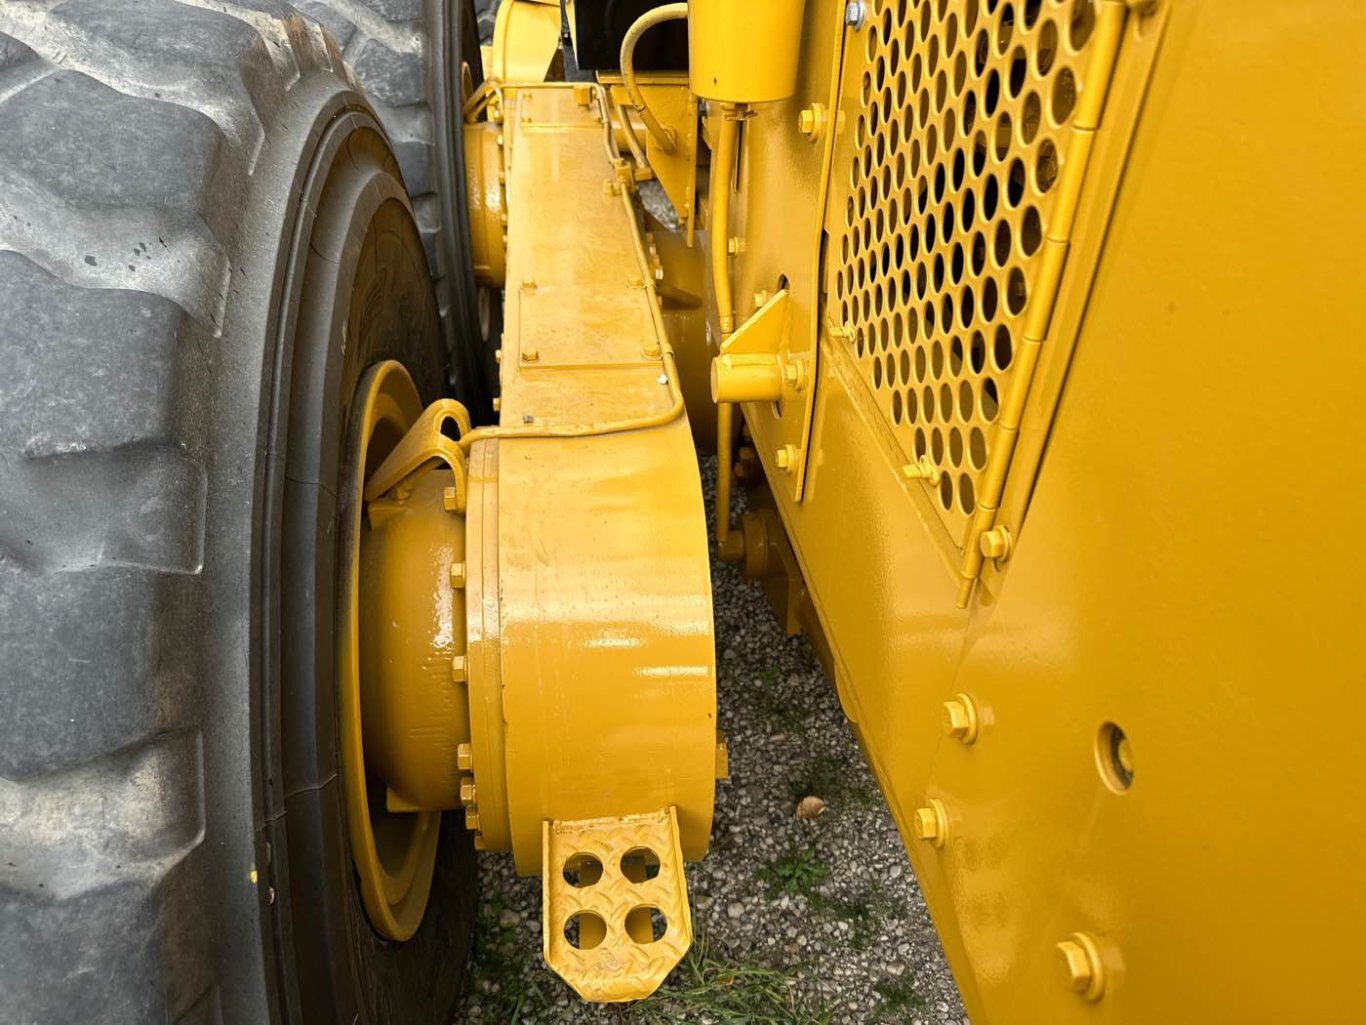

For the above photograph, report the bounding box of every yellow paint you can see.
[542,809,692,1002]
[688,0,806,103]
[464,121,506,288]
[337,361,452,941]
[488,0,561,85]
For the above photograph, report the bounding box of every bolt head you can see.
[913,806,940,842]
[464,808,481,832]
[1056,940,1094,993]
[844,0,865,28]
[451,654,468,683]
[797,108,816,134]
[449,561,467,588]
[979,526,1012,560]
[457,742,473,772]
[522,347,539,362]
[942,699,972,739]
[459,777,478,807]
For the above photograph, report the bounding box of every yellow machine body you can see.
[701,1,1366,1022]
[348,0,1366,1018]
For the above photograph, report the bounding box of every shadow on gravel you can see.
[454,458,965,1024]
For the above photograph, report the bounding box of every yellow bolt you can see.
[449,561,467,588]
[913,799,947,848]
[457,742,473,772]
[522,346,539,362]
[464,808,481,832]
[797,103,826,141]
[451,654,467,683]
[979,525,1013,561]
[442,485,460,512]
[902,456,941,484]
[643,342,661,358]
[473,832,487,851]
[1055,934,1105,1000]
[459,776,478,807]
[727,236,745,255]
[753,289,769,310]
[521,278,536,291]
[494,348,502,364]
[942,693,978,744]
[775,444,798,473]
[492,397,501,412]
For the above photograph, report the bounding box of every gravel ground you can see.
[454,460,965,1024]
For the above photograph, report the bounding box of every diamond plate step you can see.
[542,807,692,1002]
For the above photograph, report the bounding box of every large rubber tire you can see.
[295,0,497,417]
[0,2,475,1023]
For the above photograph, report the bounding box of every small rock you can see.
[795,795,827,819]
[498,908,521,928]
[727,901,746,920]
[694,893,715,911]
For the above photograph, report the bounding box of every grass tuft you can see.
[873,974,925,1022]
[629,931,834,1025]
[464,894,550,1023]
[758,846,830,899]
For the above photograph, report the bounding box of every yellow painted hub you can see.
[338,360,470,941]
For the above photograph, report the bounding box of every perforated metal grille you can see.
[831,0,1101,539]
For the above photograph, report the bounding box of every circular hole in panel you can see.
[1096,722,1134,792]
[994,220,1012,266]
[1008,45,1027,97]
[915,427,928,457]
[970,331,987,372]
[949,426,965,464]
[1036,138,1059,192]
[931,427,945,462]
[1021,206,1042,255]
[958,380,975,420]
[994,324,1014,369]
[1022,91,1041,143]
[996,2,1015,53]
[969,426,988,468]
[959,472,977,513]
[984,69,1001,115]
[1037,19,1058,74]
[938,471,955,509]
[981,277,999,320]
[1052,68,1077,129]
[982,377,1000,419]
[1070,0,1096,50]
[994,113,1013,160]
[1007,158,1026,206]
[1006,267,1027,314]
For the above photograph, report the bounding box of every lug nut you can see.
[457,742,473,772]
[459,776,478,807]
[464,808,481,832]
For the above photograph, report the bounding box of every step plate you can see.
[542,807,692,1002]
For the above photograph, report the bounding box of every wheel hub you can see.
[338,360,472,940]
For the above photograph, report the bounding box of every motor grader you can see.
[1,0,1363,1021]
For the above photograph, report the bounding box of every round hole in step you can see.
[621,846,662,884]
[564,911,607,950]
[625,905,668,944]
[562,852,604,888]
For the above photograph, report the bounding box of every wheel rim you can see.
[337,360,441,941]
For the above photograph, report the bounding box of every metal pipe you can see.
[711,105,744,560]
[620,2,688,156]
